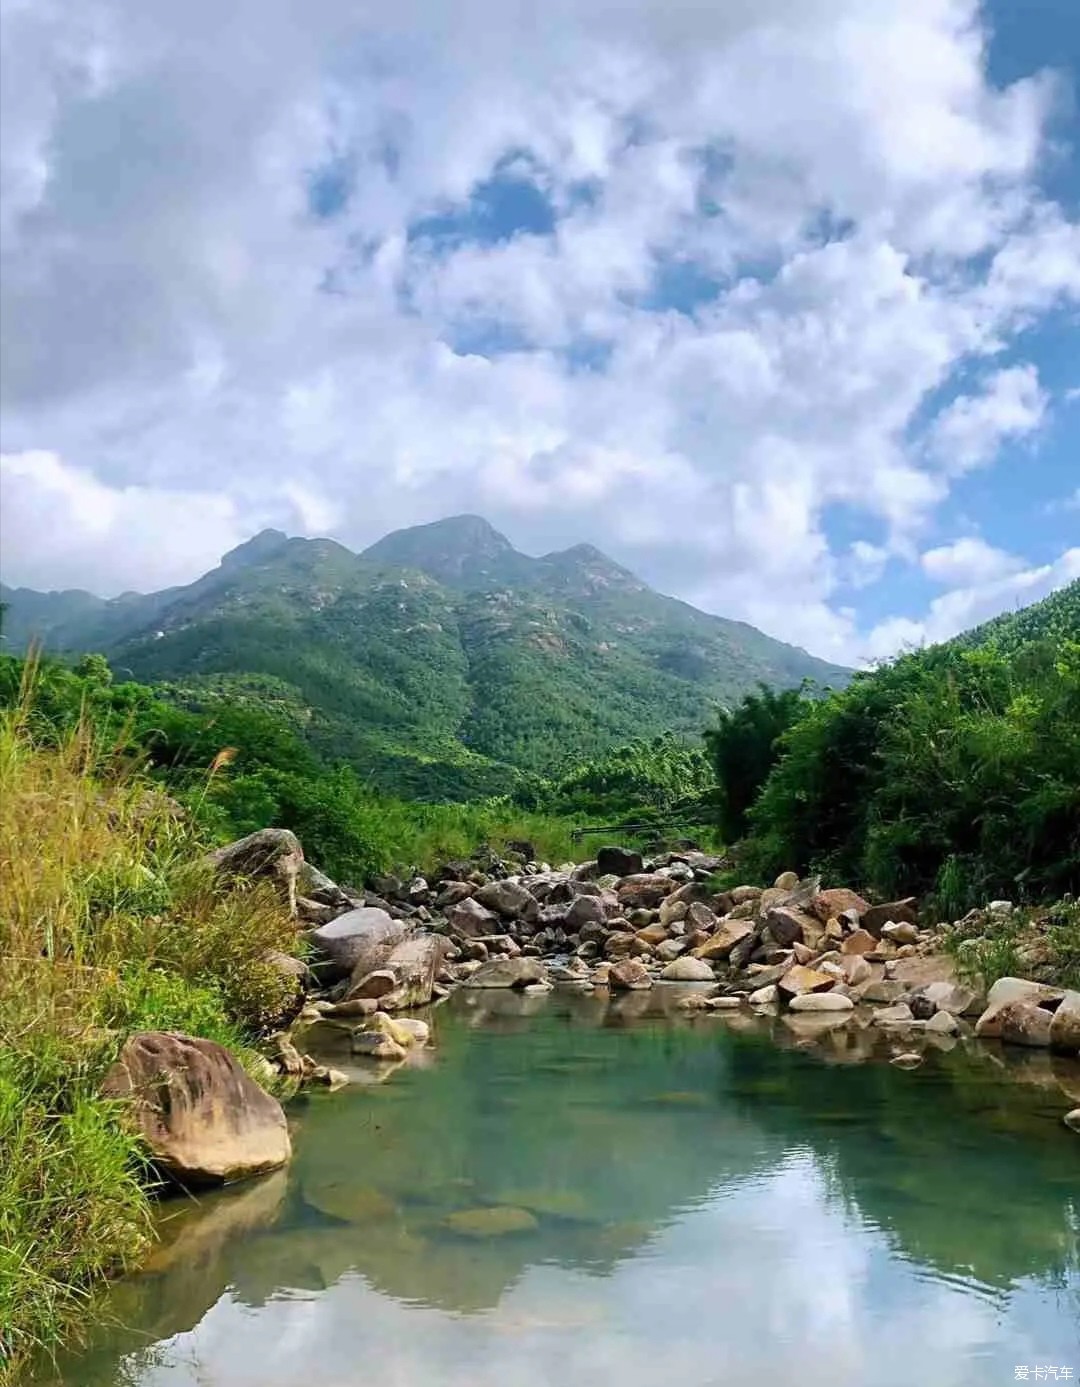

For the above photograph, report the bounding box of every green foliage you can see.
[704,684,806,843]
[741,581,1080,913]
[941,901,1080,990]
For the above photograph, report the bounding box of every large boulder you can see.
[473,879,539,921]
[765,906,822,949]
[660,956,715,982]
[102,1032,290,1186]
[596,846,644,877]
[1050,991,1080,1055]
[463,957,547,989]
[445,896,500,937]
[566,894,608,929]
[208,828,304,916]
[974,978,1065,1039]
[348,934,445,1010]
[309,907,406,984]
[991,1000,1055,1049]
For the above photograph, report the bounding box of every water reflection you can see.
[39,989,1080,1387]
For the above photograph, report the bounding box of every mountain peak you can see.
[219,528,290,570]
[361,514,521,587]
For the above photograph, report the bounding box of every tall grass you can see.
[0,671,301,1383]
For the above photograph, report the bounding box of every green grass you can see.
[0,670,303,1383]
[940,901,1080,991]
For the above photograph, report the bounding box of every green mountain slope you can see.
[1,516,849,797]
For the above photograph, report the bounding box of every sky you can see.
[0,0,1077,665]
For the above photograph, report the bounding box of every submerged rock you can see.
[443,1206,539,1238]
[463,956,547,989]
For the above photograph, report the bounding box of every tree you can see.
[704,684,806,844]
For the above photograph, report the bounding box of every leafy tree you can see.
[704,684,807,843]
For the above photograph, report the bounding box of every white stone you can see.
[788,992,854,1013]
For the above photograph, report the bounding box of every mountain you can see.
[1,517,850,798]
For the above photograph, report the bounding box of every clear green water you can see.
[39,988,1080,1387]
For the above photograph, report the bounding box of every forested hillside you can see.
[1,516,847,799]
[722,579,1080,915]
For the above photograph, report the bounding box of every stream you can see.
[36,987,1080,1387]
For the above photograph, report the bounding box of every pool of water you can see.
[39,987,1080,1387]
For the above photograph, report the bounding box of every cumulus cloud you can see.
[920,536,1024,585]
[0,0,1077,659]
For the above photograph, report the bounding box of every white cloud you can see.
[920,536,1023,585]
[928,364,1048,474]
[862,546,1080,659]
[0,0,1077,661]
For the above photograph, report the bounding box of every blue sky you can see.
[1,0,1077,662]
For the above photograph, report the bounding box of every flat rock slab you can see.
[102,1031,290,1186]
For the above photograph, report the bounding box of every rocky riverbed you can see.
[106,829,1079,1190]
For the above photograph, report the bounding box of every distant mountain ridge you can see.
[1,516,850,798]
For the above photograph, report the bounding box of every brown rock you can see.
[841,929,877,956]
[102,1032,290,1186]
[990,1000,1055,1049]
[861,898,919,938]
[635,923,669,948]
[1050,991,1080,1055]
[348,934,445,1009]
[616,874,679,909]
[810,888,870,924]
[608,958,653,991]
[208,827,304,916]
[778,965,836,999]
[445,896,500,937]
[691,919,754,961]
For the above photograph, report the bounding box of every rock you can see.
[608,958,653,991]
[435,880,475,909]
[660,957,715,982]
[990,1000,1055,1048]
[909,993,936,1020]
[778,965,836,999]
[685,901,717,932]
[443,1206,539,1238]
[101,1032,290,1185]
[371,1012,429,1047]
[858,979,906,1004]
[788,992,854,1013]
[810,888,870,924]
[872,1003,916,1026]
[890,1052,923,1069]
[320,996,379,1019]
[1064,1109,1080,1134]
[596,846,644,877]
[925,1010,959,1035]
[705,995,743,1010]
[348,934,444,1010]
[974,978,1065,1039]
[635,922,669,948]
[351,1031,408,1060]
[304,1183,397,1224]
[603,931,637,958]
[691,919,754,961]
[309,907,406,984]
[748,984,778,1006]
[917,980,981,1016]
[861,898,919,938]
[474,879,538,921]
[1050,991,1080,1054]
[616,874,679,909]
[677,993,713,1011]
[882,921,919,945]
[774,871,800,891]
[840,929,877,956]
[445,896,501,938]
[765,906,814,947]
[463,956,547,989]
[841,955,873,987]
[731,886,762,905]
[659,897,689,927]
[208,827,304,916]
[566,894,608,929]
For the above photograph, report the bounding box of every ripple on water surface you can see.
[36,989,1080,1387]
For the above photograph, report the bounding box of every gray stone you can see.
[659,956,715,982]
